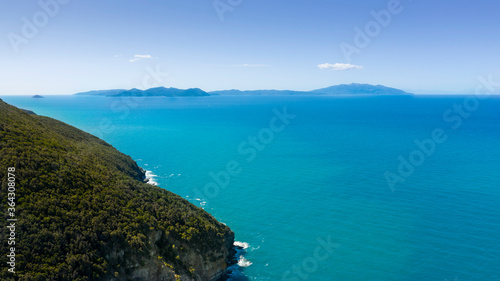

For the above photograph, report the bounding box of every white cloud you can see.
[135,54,152,59]
[129,54,154,63]
[318,63,363,71]
[232,64,271,67]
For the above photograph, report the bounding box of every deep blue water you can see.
[2,95,499,280]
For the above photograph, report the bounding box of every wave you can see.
[145,170,158,186]
[237,256,252,267]
[195,198,207,208]
[234,241,250,249]
[251,245,260,251]
[232,241,252,269]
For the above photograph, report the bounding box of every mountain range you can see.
[76,87,209,97]
[209,83,412,96]
[75,84,412,97]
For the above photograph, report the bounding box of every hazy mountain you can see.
[210,84,412,96]
[311,83,412,95]
[76,87,209,97]
[75,89,127,96]
[77,84,411,97]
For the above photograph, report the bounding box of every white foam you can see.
[251,246,260,251]
[237,256,252,267]
[194,198,207,208]
[145,170,158,186]
[234,241,250,249]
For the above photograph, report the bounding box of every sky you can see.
[1,0,499,95]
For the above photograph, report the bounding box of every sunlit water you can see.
[2,94,499,281]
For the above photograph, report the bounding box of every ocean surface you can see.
[2,95,500,281]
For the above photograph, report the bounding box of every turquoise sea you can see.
[2,95,500,280]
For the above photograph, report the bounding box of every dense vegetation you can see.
[0,99,233,280]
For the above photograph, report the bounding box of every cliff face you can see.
[0,99,234,281]
[109,230,234,281]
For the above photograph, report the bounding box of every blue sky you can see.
[1,0,499,95]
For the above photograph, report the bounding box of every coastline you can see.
[0,99,236,280]
[138,164,251,281]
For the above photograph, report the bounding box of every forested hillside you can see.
[0,99,233,281]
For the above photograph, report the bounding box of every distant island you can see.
[76,87,209,97]
[32,95,44,98]
[75,84,412,97]
[311,83,411,96]
[210,83,412,96]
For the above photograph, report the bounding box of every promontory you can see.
[0,99,234,281]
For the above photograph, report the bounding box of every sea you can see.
[2,94,499,281]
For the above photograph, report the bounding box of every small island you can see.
[32,95,44,98]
